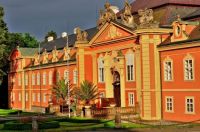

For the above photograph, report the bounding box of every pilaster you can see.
[22,59,25,110]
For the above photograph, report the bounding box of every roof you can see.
[42,27,98,52]
[129,0,200,14]
[18,48,38,57]
[183,9,200,20]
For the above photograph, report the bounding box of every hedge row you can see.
[3,121,60,130]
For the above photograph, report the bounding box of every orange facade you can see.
[8,1,200,122]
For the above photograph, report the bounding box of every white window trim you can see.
[163,60,173,82]
[128,92,135,106]
[25,92,28,102]
[25,74,28,86]
[183,57,194,81]
[125,53,135,82]
[49,71,52,85]
[18,93,21,102]
[98,56,105,83]
[64,70,69,84]
[43,72,46,85]
[73,69,78,84]
[32,73,35,86]
[37,73,40,85]
[185,96,195,114]
[165,96,174,113]
[37,93,40,102]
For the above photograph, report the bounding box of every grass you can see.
[0,109,20,116]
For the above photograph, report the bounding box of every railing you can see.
[91,107,138,120]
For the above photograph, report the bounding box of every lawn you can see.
[0,109,20,116]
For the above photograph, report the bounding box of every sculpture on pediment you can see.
[97,1,117,29]
[121,0,136,28]
[52,46,58,62]
[34,53,40,65]
[75,27,88,42]
[138,8,159,29]
[63,46,70,61]
[42,49,48,64]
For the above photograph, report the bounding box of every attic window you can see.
[175,25,181,37]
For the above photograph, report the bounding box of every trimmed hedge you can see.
[3,121,60,130]
[55,118,105,123]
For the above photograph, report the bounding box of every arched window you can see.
[49,71,52,85]
[126,52,134,81]
[32,73,35,85]
[43,72,46,85]
[98,57,104,82]
[184,55,194,80]
[37,73,40,85]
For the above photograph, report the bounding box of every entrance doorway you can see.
[112,71,121,107]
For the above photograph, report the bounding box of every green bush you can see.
[104,121,115,128]
[3,121,60,130]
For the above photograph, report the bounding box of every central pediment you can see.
[90,22,134,46]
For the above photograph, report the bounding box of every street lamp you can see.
[65,32,71,118]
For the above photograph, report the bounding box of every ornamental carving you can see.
[34,53,40,65]
[121,0,136,28]
[97,1,117,29]
[52,46,58,63]
[42,49,48,64]
[138,8,159,29]
[63,46,70,61]
[75,27,88,42]
[106,25,122,39]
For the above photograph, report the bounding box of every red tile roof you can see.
[129,0,200,13]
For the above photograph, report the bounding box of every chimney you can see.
[62,32,67,38]
[47,36,54,42]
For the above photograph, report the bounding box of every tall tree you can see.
[44,30,57,42]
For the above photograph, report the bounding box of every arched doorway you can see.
[111,69,121,107]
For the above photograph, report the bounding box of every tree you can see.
[52,79,73,113]
[75,80,98,105]
[6,32,39,48]
[44,30,57,42]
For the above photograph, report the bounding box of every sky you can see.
[0,0,133,40]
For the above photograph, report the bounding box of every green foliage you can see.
[0,109,21,116]
[45,30,57,42]
[52,79,73,105]
[75,80,98,104]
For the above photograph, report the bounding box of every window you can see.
[18,93,21,102]
[43,72,46,85]
[64,70,69,84]
[37,93,40,102]
[165,96,173,112]
[128,93,135,106]
[13,92,15,101]
[37,73,40,85]
[32,73,35,85]
[43,93,46,103]
[164,61,173,81]
[25,92,28,102]
[98,57,104,82]
[32,93,36,102]
[186,97,194,113]
[25,74,28,86]
[73,70,78,84]
[126,53,134,81]
[56,71,60,83]
[18,74,21,86]
[184,59,194,80]
[49,71,52,85]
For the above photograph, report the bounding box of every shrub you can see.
[104,121,115,128]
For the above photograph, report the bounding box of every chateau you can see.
[8,0,200,122]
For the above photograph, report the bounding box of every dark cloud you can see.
[0,0,133,40]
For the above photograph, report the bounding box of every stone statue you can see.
[75,27,88,42]
[138,8,159,29]
[97,1,117,29]
[52,46,58,62]
[121,0,136,28]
